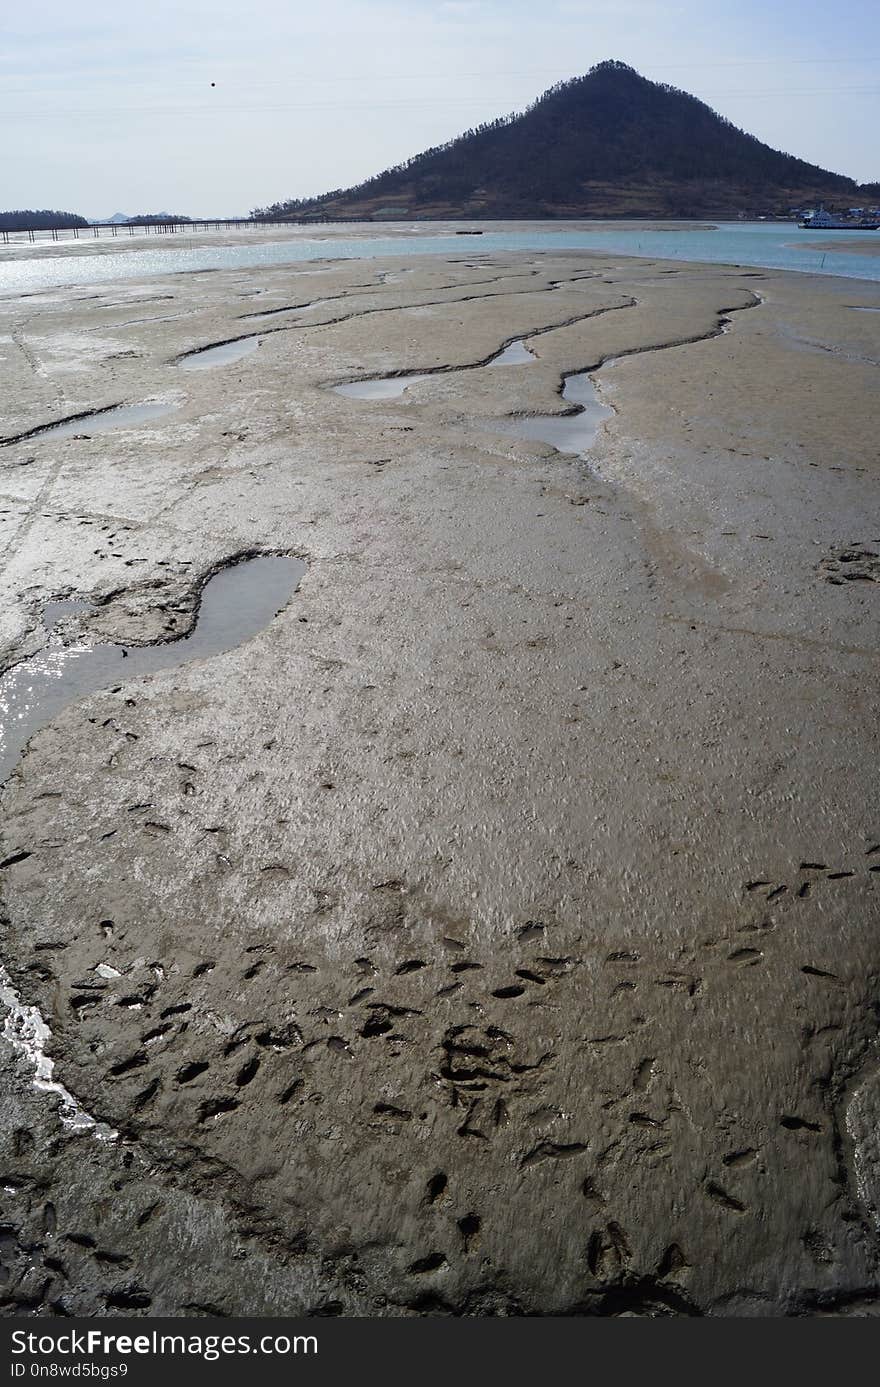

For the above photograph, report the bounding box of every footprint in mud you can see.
[727,948,763,967]
[744,848,875,910]
[817,546,880,585]
[704,1182,747,1214]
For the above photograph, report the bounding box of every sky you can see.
[3,0,879,217]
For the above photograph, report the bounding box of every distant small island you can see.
[116,213,193,226]
[86,212,194,226]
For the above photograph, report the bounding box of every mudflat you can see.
[807,238,880,257]
[0,244,878,1317]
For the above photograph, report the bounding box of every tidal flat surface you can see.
[0,246,878,1318]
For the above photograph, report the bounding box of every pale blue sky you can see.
[3,0,878,216]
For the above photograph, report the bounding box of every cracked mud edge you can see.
[583,291,764,386]
[327,297,638,394]
[235,267,546,320]
[0,963,117,1140]
[331,290,764,467]
[577,293,765,466]
[327,289,762,429]
[88,543,306,650]
[175,271,544,363]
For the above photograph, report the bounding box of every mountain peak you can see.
[254,62,859,221]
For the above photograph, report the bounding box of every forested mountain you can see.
[0,210,88,231]
[254,61,867,220]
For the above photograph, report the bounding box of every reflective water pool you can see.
[0,401,174,445]
[484,371,612,457]
[178,337,261,369]
[0,554,305,785]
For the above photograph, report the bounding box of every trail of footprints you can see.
[744,846,879,908]
[23,840,869,1309]
[5,828,875,1312]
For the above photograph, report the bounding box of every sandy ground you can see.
[807,239,880,257]
[0,242,878,1317]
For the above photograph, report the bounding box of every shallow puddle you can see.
[331,347,607,455]
[0,554,305,785]
[334,373,432,400]
[7,402,174,445]
[179,337,260,369]
[0,962,116,1136]
[486,371,612,457]
[490,339,536,366]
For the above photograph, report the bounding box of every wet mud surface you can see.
[0,243,878,1317]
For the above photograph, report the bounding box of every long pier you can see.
[0,218,296,246]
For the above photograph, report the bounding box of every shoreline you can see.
[0,219,724,262]
[2,221,880,298]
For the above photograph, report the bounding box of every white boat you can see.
[799,205,880,230]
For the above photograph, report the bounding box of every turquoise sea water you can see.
[1,222,879,295]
